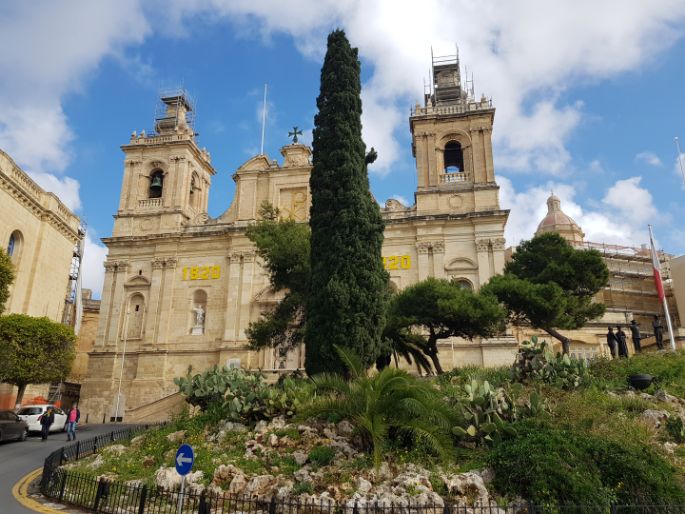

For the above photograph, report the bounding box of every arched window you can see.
[149,170,164,199]
[7,230,22,261]
[454,278,473,291]
[444,141,464,173]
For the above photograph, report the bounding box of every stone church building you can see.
[79,56,519,422]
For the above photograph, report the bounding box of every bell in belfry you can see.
[149,174,163,198]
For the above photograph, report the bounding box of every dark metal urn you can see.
[628,374,653,390]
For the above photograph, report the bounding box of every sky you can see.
[1,1,685,298]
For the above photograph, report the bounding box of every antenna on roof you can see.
[260,84,268,155]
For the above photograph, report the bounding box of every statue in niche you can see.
[191,304,205,335]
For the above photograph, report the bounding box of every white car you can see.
[17,405,67,433]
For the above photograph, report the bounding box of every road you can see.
[0,423,124,514]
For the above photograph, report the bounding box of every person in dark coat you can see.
[653,315,664,350]
[629,320,642,354]
[606,327,618,358]
[40,407,55,441]
[616,326,629,358]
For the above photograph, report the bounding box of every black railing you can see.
[40,428,685,514]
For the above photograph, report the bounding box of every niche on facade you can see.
[189,172,200,209]
[127,293,146,339]
[437,132,472,182]
[190,289,207,335]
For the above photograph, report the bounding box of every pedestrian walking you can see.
[629,320,642,354]
[606,327,618,358]
[616,326,629,358]
[66,403,80,441]
[40,407,55,441]
[653,315,664,350]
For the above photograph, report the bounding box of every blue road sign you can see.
[175,444,194,476]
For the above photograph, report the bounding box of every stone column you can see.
[491,238,506,276]
[237,252,256,341]
[104,261,129,349]
[482,127,495,183]
[417,242,431,281]
[432,241,446,278]
[223,253,243,341]
[95,261,119,348]
[155,258,178,347]
[475,239,491,289]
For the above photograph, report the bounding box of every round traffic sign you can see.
[175,444,195,475]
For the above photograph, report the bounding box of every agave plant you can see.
[301,346,454,468]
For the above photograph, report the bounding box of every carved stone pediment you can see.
[124,275,151,288]
[237,155,271,172]
[445,257,477,271]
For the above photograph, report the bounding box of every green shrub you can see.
[489,419,685,510]
[590,351,685,396]
[302,346,454,468]
[308,445,336,467]
[174,366,308,422]
[292,481,314,495]
[512,336,590,389]
[438,365,511,389]
[666,416,685,443]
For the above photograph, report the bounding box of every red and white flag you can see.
[649,226,665,301]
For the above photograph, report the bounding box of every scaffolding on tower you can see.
[62,224,86,335]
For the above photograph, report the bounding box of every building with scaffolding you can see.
[518,193,683,358]
[0,149,85,408]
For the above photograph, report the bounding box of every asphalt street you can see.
[0,423,123,514]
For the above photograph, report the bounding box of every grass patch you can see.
[590,351,685,396]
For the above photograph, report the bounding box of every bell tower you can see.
[410,52,499,215]
[113,91,215,237]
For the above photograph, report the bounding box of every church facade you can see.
[79,57,518,422]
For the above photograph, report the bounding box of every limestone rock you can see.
[356,477,372,494]
[229,473,248,494]
[245,474,278,496]
[254,421,269,433]
[155,466,203,492]
[441,472,489,503]
[294,468,311,483]
[166,430,187,443]
[142,455,155,468]
[293,451,308,466]
[130,435,145,448]
[101,444,126,456]
[223,421,248,433]
[87,454,105,470]
[641,409,669,429]
[269,434,279,447]
[337,420,354,437]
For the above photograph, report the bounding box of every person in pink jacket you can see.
[66,403,80,441]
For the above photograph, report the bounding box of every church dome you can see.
[535,194,585,243]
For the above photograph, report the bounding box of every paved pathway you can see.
[0,423,124,514]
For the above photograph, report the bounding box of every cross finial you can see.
[288,126,303,144]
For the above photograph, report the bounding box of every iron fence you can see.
[40,427,685,514]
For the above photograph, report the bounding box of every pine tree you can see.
[305,30,388,375]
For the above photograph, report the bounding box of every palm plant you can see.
[378,319,434,375]
[301,346,454,468]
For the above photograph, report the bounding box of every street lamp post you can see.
[113,306,131,423]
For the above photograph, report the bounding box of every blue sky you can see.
[1,1,685,297]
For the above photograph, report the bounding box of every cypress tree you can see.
[305,30,388,375]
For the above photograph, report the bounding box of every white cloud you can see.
[0,0,150,206]
[499,175,660,248]
[81,230,108,298]
[636,151,663,167]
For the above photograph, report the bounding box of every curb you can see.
[12,468,67,514]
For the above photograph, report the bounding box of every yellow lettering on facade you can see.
[181,265,221,280]
[382,255,411,270]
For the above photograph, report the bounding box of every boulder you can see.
[356,477,372,495]
[245,474,277,496]
[229,473,248,494]
[223,421,248,433]
[337,420,354,437]
[441,472,490,503]
[269,417,287,430]
[292,451,308,466]
[166,430,186,443]
[155,466,203,492]
[655,390,680,403]
[101,444,126,456]
[130,435,145,448]
[213,464,243,486]
[641,409,669,429]
[294,468,311,483]
[269,434,279,447]
[255,421,269,433]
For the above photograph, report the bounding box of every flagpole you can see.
[675,137,685,188]
[260,84,267,155]
[649,225,676,351]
